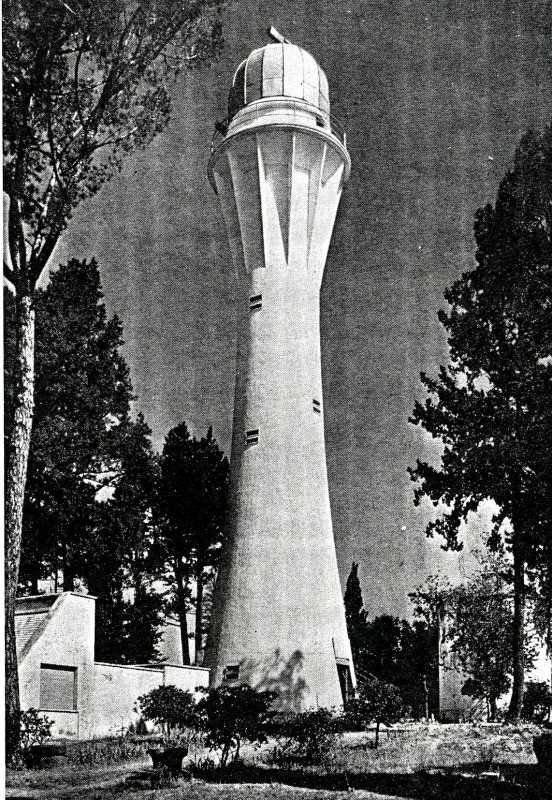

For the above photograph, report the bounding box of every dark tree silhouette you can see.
[3,0,223,758]
[156,422,229,664]
[409,128,552,720]
[344,561,366,668]
[6,259,164,664]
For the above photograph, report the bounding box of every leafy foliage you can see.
[6,259,164,663]
[3,0,223,286]
[344,563,437,719]
[196,684,276,767]
[344,561,366,668]
[137,685,197,743]
[412,555,537,720]
[347,678,406,748]
[521,681,552,723]
[269,708,340,766]
[155,421,229,664]
[3,0,223,759]
[409,128,552,719]
[11,258,133,591]
[19,708,53,764]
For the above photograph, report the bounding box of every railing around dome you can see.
[210,99,347,156]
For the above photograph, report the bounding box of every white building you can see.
[16,592,208,739]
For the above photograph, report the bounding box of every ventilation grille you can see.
[249,294,262,311]
[223,664,239,682]
[245,428,259,446]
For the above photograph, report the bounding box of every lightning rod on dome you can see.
[267,26,290,44]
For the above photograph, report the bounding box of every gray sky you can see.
[58,0,552,617]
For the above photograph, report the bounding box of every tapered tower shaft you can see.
[205,39,355,709]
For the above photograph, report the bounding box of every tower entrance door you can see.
[336,658,354,705]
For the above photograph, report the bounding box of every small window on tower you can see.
[245,429,259,446]
[313,399,321,414]
[249,294,262,311]
[223,664,239,683]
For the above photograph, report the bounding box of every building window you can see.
[249,293,262,311]
[313,399,321,414]
[40,664,77,711]
[223,664,240,683]
[245,428,259,446]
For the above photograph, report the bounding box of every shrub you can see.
[196,684,276,767]
[346,678,406,747]
[522,681,552,723]
[19,709,53,764]
[71,737,148,766]
[268,708,341,766]
[137,685,197,744]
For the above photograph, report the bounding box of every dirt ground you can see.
[6,724,550,800]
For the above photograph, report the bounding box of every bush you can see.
[345,678,406,747]
[71,737,148,766]
[196,684,276,767]
[19,709,53,764]
[137,685,197,744]
[522,681,552,723]
[268,708,341,766]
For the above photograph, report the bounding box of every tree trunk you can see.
[422,673,429,720]
[62,541,74,592]
[375,720,380,750]
[489,694,498,722]
[174,560,190,665]
[5,293,36,761]
[507,544,526,721]
[195,565,204,665]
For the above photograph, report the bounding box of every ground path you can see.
[6,760,411,800]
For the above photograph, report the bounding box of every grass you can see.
[6,724,550,800]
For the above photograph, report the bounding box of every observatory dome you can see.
[228,43,330,121]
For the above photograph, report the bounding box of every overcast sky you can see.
[58,0,552,617]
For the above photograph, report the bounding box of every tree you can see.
[344,561,366,669]
[346,677,405,749]
[196,684,276,767]
[408,128,552,720]
[6,258,165,662]
[138,685,197,742]
[412,557,537,721]
[3,0,223,758]
[87,414,164,664]
[156,422,229,664]
[521,681,552,723]
[10,258,134,592]
[450,569,516,720]
[344,562,436,718]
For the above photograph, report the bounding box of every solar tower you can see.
[205,30,355,709]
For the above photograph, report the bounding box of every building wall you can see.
[89,663,209,738]
[19,593,96,738]
[158,613,197,666]
[17,593,209,739]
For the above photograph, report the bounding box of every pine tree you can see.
[156,422,229,664]
[6,260,164,664]
[3,0,222,758]
[409,128,552,720]
[344,561,366,669]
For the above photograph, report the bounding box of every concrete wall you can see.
[158,613,197,666]
[89,663,209,738]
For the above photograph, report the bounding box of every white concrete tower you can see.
[205,32,355,710]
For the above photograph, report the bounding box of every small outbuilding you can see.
[16,592,209,739]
